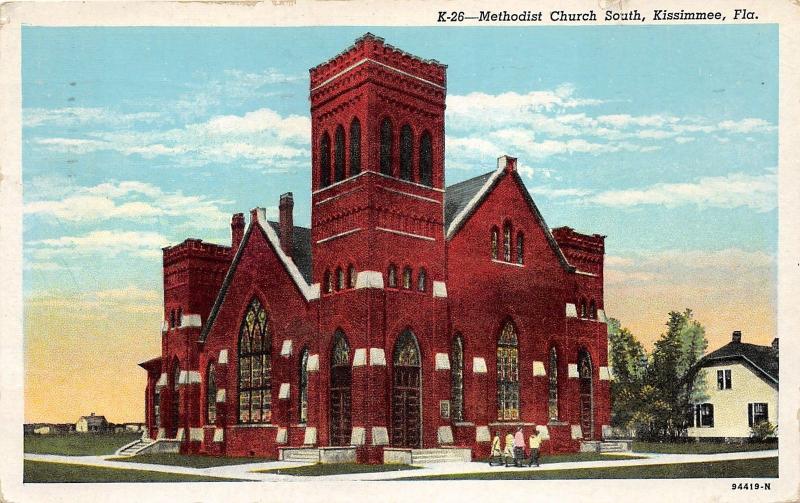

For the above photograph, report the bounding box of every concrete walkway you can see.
[23,449,777,482]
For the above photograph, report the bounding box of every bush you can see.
[750,421,776,442]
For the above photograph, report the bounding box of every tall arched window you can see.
[497,321,519,420]
[503,222,512,262]
[589,300,597,319]
[402,266,412,289]
[516,232,525,265]
[323,270,332,294]
[451,334,464,421]
[349,118,361,176]
[153,388,161,428]
[330,331,352,446]
[299,349,309,424]
[172,362,181,430]
[320,133,331,188]
[170,310,175,329]
[334,125,345,183]
[388,264,398,288]
[548,347,559,421]
[491,227,499,260]
[399,124,413,181]
[348,264,356,289]
[580,299,587,318]
[417,268,427,292]
[419,131,433,186]
[380,118,393,175]
[238,298,271,424]
[336,267,344,291]
[207,362,217,424]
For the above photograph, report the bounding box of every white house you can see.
[687,331,778,440]
[75,413,109,433]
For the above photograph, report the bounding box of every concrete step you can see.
[114,439,155,457]
[410,448,471,464]
[281,448,320,463]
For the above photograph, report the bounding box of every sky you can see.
[22,26,777,422]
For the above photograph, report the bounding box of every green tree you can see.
[608,318,647,429]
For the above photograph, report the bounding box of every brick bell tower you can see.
[308,34,450,459]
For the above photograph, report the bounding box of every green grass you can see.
[24,433,142,456]
[112,453,274,468]
[23,460,248,483]
[398,457,778,480]
[257,463,419,476]
[633,441,778,454]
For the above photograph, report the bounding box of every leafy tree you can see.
[608,318,647,429]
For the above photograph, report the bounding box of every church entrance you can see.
[329,331,352,446]
[578,350,594,440]
[391,330,421,448]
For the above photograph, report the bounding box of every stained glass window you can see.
[348,264,356,289]
[548,348,559,421]
[394,330,420,366]
[207,362,217,424]
[419,131,432,186]
[380,118,393,175]
[388,265,397,288]
[417,268,427,292]
[334,125,345,182]
[516,232,524,265]
[299,349,309,423]
[402,267,412,289]
[332,332,350,367]
[451,335,464,421]
[238,298,272,424]
[503,223,512,262]
[320,133,331,187]
[497,321,519,421]
[491,227,499,260]
[336,267,344,291]
[349,118,361,176]
[589,300,596,319]
[400,124,413,181]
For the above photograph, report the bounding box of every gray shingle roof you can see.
[267,221,312,283]
[444,171,495,230]
[699,341,779,385]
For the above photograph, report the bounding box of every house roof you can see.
[698,341,779,385]
[266,221,313,283]
[79,415,107,425]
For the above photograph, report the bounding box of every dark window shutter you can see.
[748,403,753,427]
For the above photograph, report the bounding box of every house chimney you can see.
[498,155,517,173]
[279,192,294,257]
[231,213,245,251]
[732,330,742,343]
[250,207,266,225]
[771,338,778,351]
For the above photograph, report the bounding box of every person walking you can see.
[513,426,525,467]
[528,428,542,467]
[489,432,503,466]
[503,431,515,467]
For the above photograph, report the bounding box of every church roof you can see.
[266,221,313,283]
[444,171,495,231]
[698,340,779,385]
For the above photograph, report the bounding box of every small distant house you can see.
[687,331,778,440]
[75,413,109,433]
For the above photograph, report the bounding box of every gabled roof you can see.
[199,219,319,343]
[444,164,574,272]
[698,341,778,386]
[266,221,312,283]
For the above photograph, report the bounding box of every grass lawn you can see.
[112,453,274,468]
[257,463,419,476]
[633,441,778,454]
[24,433,142,456]
[23,460,248,483]
[399,457,778,480]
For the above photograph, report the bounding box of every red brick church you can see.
[139,34,610,463]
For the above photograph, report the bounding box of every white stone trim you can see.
[566,303,578,318]
[355,270,384,289]
[256,219,320,301]
[279,383,290,399]
[350,426,366,446]
[476,426,491,442]
[213,428,224,442]
[310,57,446,94]
[491,258,524,268]
[571,425,583,440]
[432,281,448,298]
[156,373,167,388]
[352,348,367,367]
[189,427,204,442]
[369,348,386,366]
[602,425,613,439]
[598,309,608,323]
[216,388,226,403]
[599,366,611,380]
[276,428,288,444]
[371,426,389,446]
[188,371,201,384]
[473,357,487,374]
[435,353,450,370]
[437,426,454,444]
[176,428,185,441]
[303,427,317,445]
[280,339,293,357]
[157,428,166,439]
[447,164,504,239]
[180,314,202,328]
[376,227,435,241]
[378,185,441,203]
[533,361,546,377]
[177,370,188,384]
[575,270,598,277]
[307,354,320,372]
[315,227,363,244]
[568,364,579,378]
[218,349,228,365]
[161,320,168,333]
[535,425,550,440]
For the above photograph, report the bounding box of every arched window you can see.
[172,362,181,430]
[320,133,331,188]
[388,264,398,288]
[497,321,519,420]
[419,131,433,186]
[153,388,161,428]
[491,227,499,260]
[207,362,217,424]
[417,268,427,292]
[177,307,182,328]
[348,264,356,289]
[323,270,331,294]
[451,334,464,421]
[334,125,345,183]
[402,267,412,289]
[336,267,344,292]
[589,300,596,319]
[170,310,175,329]
[349,118,361,176]
[503,222,512,262]
[516,232,525,265]
[330,331,351,446]
[399,124,413,181]
[548,347,559,421]
[580,299,587,318]
[238,298,271,424]
[299,349,309,423]
[380,118,393,175]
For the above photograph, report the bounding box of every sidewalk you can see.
[23,449,778,482]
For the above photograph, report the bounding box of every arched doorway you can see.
[329,331,352,446]
[578,350,594,440]
[392,330,421,447]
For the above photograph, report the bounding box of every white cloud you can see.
[717,118,775,134]
[29,230,169,260]
[597,114,679,129]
